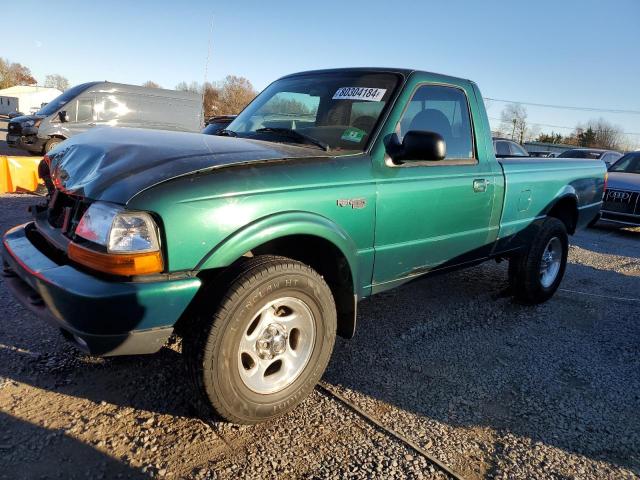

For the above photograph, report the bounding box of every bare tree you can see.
[175,81,201,94]
[142,80,161,89]
[215,75,256,115]
[44,74,69,91]
[500,103,528,143]
[0,58,37,89]
[525,125,541,143]
[589,118,622,150]
[569,118,623,150]
[202,82,221,118]
[175,75,256,117]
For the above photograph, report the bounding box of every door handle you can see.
[88,122,96,127]
[473,178,489,193]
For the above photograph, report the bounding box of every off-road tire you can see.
[183,255,336,424]
[509,217,568,305]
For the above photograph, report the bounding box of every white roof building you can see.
[0,85,62,116]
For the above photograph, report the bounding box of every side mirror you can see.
[58,111,69,123]
[386,130,446,163]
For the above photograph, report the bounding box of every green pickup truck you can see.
[2,68,605,423]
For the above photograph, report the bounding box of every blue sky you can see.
[6,0,640,147]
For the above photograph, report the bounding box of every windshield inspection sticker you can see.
[333,87,386,102]
[341,127,366,143]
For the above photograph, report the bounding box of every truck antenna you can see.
[202,13,215,126]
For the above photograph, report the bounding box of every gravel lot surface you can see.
[0,193,639,479]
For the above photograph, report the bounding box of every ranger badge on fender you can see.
[337,198,366,209]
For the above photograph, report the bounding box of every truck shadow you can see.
[0,411,148,479]
[325,260,640,473]
[571,223,640,258]
[1,259,638,474]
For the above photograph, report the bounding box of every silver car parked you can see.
[558,148,623,168]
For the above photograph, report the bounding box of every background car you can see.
[529,151,556,158]
[493,137,529,157]
[557,148,622,167]
[596,151,640,226]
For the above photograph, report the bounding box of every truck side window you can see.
[509,142,528,156]
[76,99,94,123]
[495,141,510,156]
[397,85,474,159]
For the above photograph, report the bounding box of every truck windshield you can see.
[225,72,401,152]
[609,152,640,174]
[36,83,90,116]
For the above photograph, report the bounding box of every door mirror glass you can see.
[58,110,69,123]
[387,130,446,162]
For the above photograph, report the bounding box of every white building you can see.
[0,85,62,116]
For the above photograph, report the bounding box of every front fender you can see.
[195,211,361,290]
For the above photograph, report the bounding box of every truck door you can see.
[372,82,500,291]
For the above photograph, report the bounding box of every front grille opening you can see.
[25,224,67,266]
[47,192,89,238]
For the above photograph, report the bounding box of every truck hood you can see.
[48,127,327,203]
[9,114,45,125]
[606,171,640,191]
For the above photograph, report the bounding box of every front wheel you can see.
[184,255,336,424]
[44,138,63,154]
[509,217,568,305]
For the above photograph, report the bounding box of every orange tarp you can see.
[0,155,43,194]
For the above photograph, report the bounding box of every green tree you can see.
[577,127,597,147]
[536,132,563,144]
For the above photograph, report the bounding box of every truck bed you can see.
[496,157,606,246]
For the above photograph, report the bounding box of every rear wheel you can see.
[509,217,568,304]
[184,255,336,424]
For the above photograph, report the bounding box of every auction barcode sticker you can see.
[333,87,387,102]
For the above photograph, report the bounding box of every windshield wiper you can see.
[255,127,329,151]
[217,129,237,137]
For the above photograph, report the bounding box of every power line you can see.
[484,97,640,116]
[488,116,640,137]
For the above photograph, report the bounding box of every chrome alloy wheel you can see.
[237,297,316,394]
[540,237,562,288]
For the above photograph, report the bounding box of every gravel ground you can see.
[0,193,639,479]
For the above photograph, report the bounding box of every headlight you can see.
[108,211,160,252]
[75,202,118,246]
[75,202,160,253]
[70,202,163,276]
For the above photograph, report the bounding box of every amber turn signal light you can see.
[68,242,164,276]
